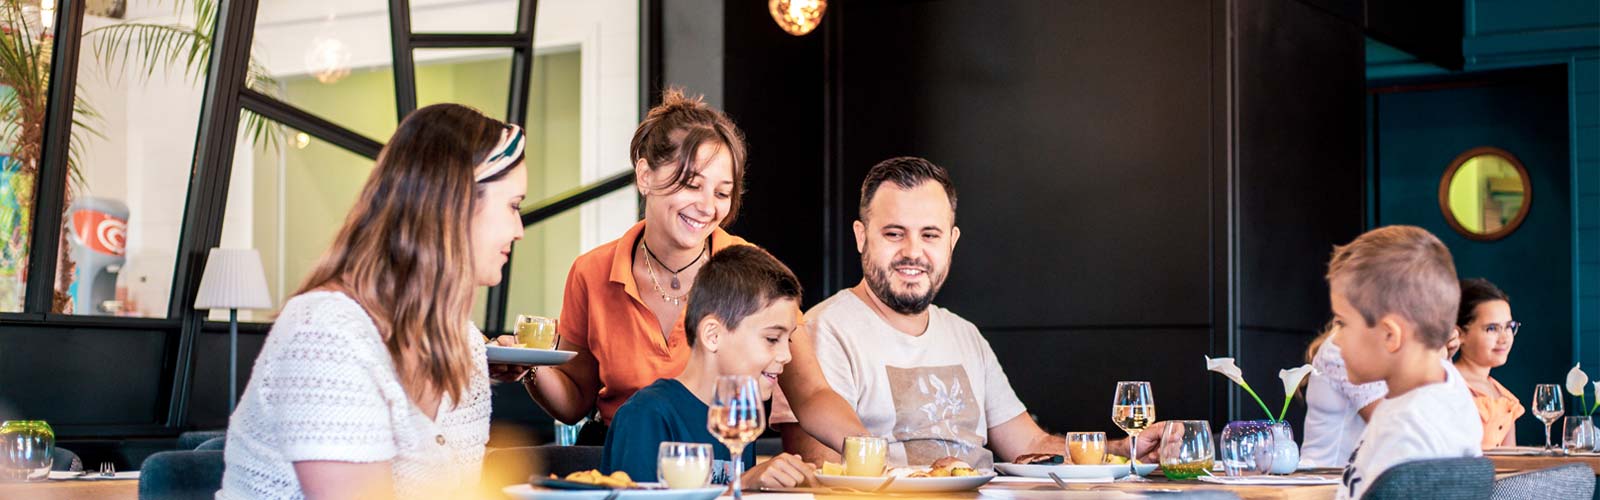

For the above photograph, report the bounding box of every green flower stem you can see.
[1240,383,1277,423]
[1278,394,1293,422]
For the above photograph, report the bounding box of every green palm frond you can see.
[81,0,283,149]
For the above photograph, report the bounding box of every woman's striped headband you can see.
[474,124,525,182]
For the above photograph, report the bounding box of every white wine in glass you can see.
[709,375,764,499]
[1112,381,1155,482]
[1532,384,1565,455]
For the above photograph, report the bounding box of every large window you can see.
[219,0,640,326]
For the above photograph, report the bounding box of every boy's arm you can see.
[777,323,867,453]
[778,423,843,464]
[601,400,672,481]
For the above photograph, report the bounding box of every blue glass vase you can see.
[1265,421,1299,474]
[1220,420,1276,476]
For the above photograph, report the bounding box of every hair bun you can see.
[656,86,707,114]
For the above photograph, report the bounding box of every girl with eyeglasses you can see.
[1451,277,1524,449]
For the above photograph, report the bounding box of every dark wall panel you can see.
[0,326,170,426]
[721,0,828,306]
[187,330,267,429]
[1235,0,1367,333]
[986,328,1214,435]
[1238,327,1319,440]
[833,0,1215,328]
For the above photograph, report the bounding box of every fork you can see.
[99,462,115,478]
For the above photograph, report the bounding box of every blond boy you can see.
[1327,226,1481,500]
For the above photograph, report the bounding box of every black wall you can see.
[662,0,1367,436]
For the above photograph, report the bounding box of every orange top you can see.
[1470,376,1525,449]
[559,220,748,424]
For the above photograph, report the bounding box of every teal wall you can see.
[1368,0,1600,377]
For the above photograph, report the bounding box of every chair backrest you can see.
[195,436,226,451]
[482,445,603,490]
[51,446,82,472]
[1491,463,1596,500]
[138,450,225,500]
[175,430,225,451]
[1363,457,1495,500]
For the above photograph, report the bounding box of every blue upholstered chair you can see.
[1491,462,1596,500]
[1362,457,1494,500]
[175,430,226,451]
[138,450,225,500]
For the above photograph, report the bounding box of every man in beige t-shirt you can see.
[771,157,1162,468]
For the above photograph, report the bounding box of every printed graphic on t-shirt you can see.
[1341,443,1364,497]
[886,364,989,468]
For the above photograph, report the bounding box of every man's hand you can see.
[487,335,530,383]
[1112,421,1171,463]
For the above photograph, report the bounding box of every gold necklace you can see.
[640,241,691,306]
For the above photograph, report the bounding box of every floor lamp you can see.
[194,248,272,414]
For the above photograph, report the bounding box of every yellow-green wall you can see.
[251,51,582,329]
[1447,159,1484,233]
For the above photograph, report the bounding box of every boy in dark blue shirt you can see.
[602,246,814,490]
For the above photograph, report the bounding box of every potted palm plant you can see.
[0,0,275,312]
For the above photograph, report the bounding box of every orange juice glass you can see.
[1067,432,1107,465]
[842,436,887,476]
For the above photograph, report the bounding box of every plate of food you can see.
[503,470,724,500]
[486,345,575,366]
[995,453,1158,480]
[813,457,995,493]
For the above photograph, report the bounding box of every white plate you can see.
[994,462,1157,480]
[814,472,995,493]
[487,346,576,366]
[501,484,723,500]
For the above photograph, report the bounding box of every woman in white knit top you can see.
[219,104,531,499]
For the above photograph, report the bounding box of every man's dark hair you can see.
[1457,278,1510,328]
[685,245,802,345]
[858,156,958,220]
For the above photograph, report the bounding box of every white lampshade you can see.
[193,248,273,310]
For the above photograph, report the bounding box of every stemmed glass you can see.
[1111,381,1155,482]
[1532,384,1565,455]
[709,376,764,498]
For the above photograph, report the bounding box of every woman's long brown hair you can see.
[295,103,514,407]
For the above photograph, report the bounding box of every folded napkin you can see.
[1483,447,1550,456]
[1197,475,1338,485]
[48,470,141,480]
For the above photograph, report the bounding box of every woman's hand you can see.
[487,335,530,383]
[740,453,815,491]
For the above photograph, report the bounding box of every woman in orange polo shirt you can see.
[522,88,863,449]
[1452,278,1524,449]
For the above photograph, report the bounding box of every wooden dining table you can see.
[4,454,1596,500]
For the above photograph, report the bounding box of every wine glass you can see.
[1111,381,1155,482]
[1532,384,1565,455]
[709,375,764,498]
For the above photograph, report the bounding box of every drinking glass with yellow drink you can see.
[842,436,887,477]
[657,442,712,489]
[1158,420,1214,480]
[514,315,559,350]
[1065,432,1106,465]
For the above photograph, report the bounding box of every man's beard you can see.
[863,255,946,315]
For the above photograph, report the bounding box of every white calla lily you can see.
[1279,365,1315,397]
[1206,355,1280,421]
[1206,356,1249,388]
[1569,364,1588,397]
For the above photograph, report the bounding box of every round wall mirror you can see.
[1438,147,1531,241]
